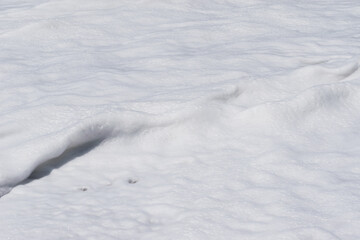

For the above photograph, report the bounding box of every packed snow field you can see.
[1,0,360,239]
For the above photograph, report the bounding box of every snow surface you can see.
[1,0,360,239]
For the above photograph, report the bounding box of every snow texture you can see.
[1,0,360,239]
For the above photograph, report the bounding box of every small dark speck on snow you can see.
[79,187,88,191]
[128,178,138,184]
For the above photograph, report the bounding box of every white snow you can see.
[1,0,360,239]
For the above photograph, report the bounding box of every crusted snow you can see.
[1,0,360,239]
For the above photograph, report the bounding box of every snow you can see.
[1,0,360,239]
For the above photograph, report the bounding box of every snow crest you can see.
[0,112,173,194]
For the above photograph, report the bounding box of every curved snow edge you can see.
[0,112,174,196]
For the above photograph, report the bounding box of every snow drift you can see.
[1,0,360,239]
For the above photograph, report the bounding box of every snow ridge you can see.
[0,112,171,196]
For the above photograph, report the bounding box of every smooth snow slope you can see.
[1,0,360,239]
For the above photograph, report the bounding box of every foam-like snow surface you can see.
[1,0,360,239]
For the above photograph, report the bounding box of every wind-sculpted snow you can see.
[1,0,360,239]
[0,113,156,191]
